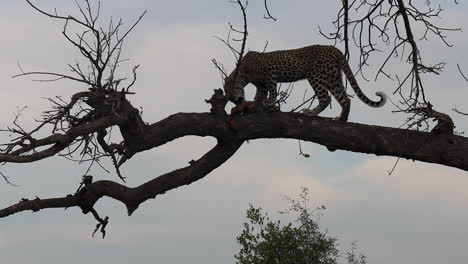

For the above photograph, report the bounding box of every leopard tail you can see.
[341,60,387,108]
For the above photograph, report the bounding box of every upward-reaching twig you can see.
[230,0,249,85]
[213,0,249,84]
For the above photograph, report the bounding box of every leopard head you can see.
[224,75,245,105]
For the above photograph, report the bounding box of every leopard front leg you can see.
[263,80,279,112]
[254,85,268,105]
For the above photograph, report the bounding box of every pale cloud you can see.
[204,139,341,210]
[0,232,5,249]
[2,223,92,247]
[339,157,468,210]
[117,24,227,122]
[264,171,339,201]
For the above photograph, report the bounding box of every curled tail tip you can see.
[374,91,387,107]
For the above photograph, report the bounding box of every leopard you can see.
[223,45,387,121]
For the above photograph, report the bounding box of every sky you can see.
[0,0,468,263]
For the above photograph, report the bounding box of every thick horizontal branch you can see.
[137,112,468,172]
[2,111,467,218]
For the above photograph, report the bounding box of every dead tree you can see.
[0,0,466,237]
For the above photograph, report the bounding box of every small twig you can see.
[453,108,468,116]
[263,0,277,21]
[90,208,109,239]
[0,171,18,186]
[211,58,228,79]
[387,157,401,175]
[298,140,310,158]
[291,95,316,113]
[457,64,468,82]
[12,71,94,86]
[231,0,249,83]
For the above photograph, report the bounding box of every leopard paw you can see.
[302,109,317,116]
[265,104,280,112]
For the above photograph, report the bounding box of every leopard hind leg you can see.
[302,78,331,116]
[329,72,350,121]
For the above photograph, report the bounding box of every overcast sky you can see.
[1,1,468,264]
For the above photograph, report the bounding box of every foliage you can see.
[235,188,366,264]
